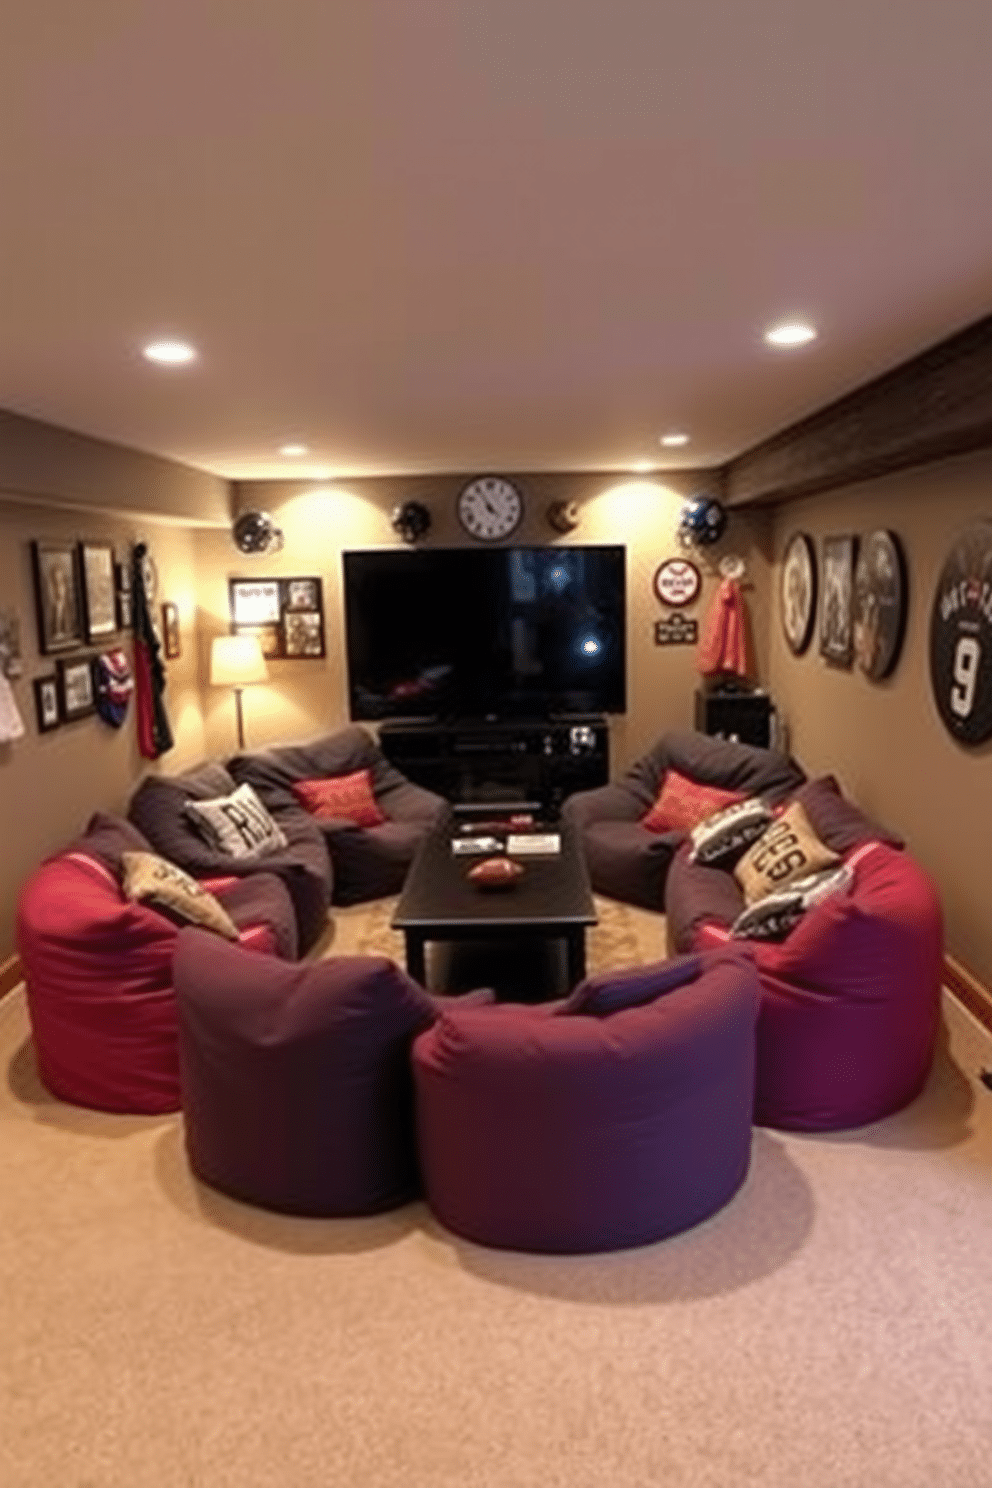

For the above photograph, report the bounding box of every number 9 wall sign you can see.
[929,520,992,744]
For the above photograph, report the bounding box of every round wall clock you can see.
[457,476,524,541]
[929,519,992,745]
[780,531,817,655]
[853,530,907,681]
[653,557,701,608]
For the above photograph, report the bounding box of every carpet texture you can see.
[3,907,992,1487]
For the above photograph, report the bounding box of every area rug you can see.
[326,893,668,987]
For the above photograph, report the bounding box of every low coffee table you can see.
[392,813,597,995]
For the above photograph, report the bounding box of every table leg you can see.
[565,928,586,988]
[405,932,427,985]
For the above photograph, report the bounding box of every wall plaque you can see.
[655,615,698,646]
[929,519,992,745]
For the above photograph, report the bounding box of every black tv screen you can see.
[342,545,626,720]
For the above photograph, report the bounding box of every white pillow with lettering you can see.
[184,782,288,860]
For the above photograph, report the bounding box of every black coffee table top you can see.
[393,813,597,934]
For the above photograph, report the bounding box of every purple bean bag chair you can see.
[412,949,761,1253]
[665,777,944,1131]
[172,929,488,1216]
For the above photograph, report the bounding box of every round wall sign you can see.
[929,519,992,745]
[853,530,907,681]
[653,557,701,608]
[780,531,817,655]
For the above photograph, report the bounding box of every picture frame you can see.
[853,530,908,681]
[31,540,84,655]
[780,531,817,656]
[115,560,133,631]
[820,535,857,668]
[79,541,118,643]
[33,675,60,733]
[57,655,97,722]
[653,557,701,609]
[161,601,181,659]
[229,576,325,660]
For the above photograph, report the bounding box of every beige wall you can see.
[218,472,774,772]
[768,447,992,989]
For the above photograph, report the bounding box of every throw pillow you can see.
[733,799,840,905]
[688,797,775,869]
[641,769,746,834]
[731,863,854,942]
[121,850,240,939]
[291,769,386,828]
[184,782,288,860]
[564,953,702,1016]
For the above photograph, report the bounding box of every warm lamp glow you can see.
[210,635,269,748]
[210,634,269,687]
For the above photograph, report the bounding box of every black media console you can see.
[378,716,609,819]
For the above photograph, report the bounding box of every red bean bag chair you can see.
[16,814,295,1115]
[665,778,944,1131]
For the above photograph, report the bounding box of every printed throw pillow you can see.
[291,769,386,828]
[730,863,854,942]
[184,782,288,860]
[688,797,775,869]
[641,769,746,835]
[733,798,840,906]
[121,850,240,939]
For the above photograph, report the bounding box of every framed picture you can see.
[57,655,96,722]
[780,531,817,656]
[853,531,908,681]
[820,535,857,668]
[79,541,118,643]
[230,579,282,626]
[31,540,83,654]
[115,560,133,631]
[33,675,60,733]
[653,557,701,609]
[229,576,325,660]
[161,602,181,659]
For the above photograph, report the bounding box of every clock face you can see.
[457,476,524,541]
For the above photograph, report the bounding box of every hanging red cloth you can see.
[698,577,750,678]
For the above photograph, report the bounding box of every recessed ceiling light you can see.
[659,432,690,447]
[142,339,198,365]
[279,443,309,458]
[764,321,818,348]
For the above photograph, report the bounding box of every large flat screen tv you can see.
[343,545,626,721]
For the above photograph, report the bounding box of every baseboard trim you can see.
[944,955,992,1037]
[0,953,23,1000]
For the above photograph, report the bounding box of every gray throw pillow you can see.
[688,797,775,869]
[184,782,288,860]
[730,863,853,942]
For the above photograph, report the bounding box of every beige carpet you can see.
[3,916,992,1486]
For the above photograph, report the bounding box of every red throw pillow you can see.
[641,769,746,834]
[291,770,386,828]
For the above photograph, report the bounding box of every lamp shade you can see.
[210,634,269,688]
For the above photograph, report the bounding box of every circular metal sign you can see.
[653,557,701,608]
[780,531,817,655]
[929,519,992,745]
[853,530,907,681]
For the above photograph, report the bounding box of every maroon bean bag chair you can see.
[412,949,761,1253]
[665,778,944,1131]
[16,814,296,1115]
[172,930,491,1217]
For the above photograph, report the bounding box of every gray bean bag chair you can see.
[561,729,806,911]
[228,725,447,905]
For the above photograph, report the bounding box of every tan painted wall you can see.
[216,472,774,772]
[768,447,992,989]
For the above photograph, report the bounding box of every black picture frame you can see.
[57,655,97,722]
[228,576,325,660]
[79,540,118,643]
[33,675,60,733]
[161,601,181,659]
[31,540,84,655]
[820,535,857,668]
[853,530,908,681]
[115,560,132,631]
[780,531,817,656]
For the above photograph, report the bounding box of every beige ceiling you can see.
[3,1,992,483]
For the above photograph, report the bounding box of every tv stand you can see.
[379,715,609,819]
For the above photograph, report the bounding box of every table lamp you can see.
[210,634,269,749]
